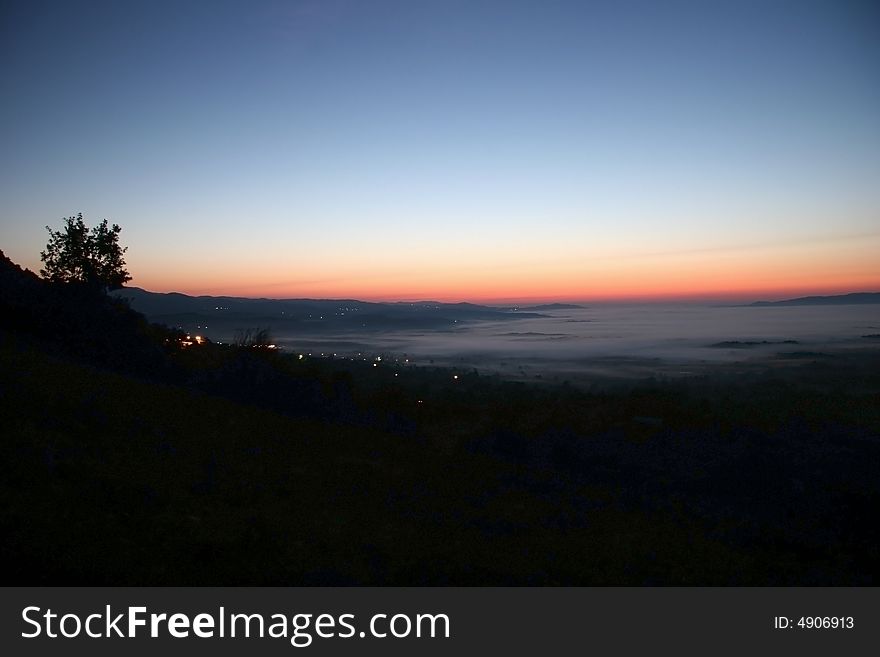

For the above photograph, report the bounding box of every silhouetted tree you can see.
[40,213,131,291]
[233,327,274,348]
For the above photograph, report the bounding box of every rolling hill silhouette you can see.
[749,292,880,306]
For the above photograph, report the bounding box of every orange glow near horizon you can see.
[124,235,880,304]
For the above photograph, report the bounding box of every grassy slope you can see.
[0,333,757,585]
[4,329,879,585]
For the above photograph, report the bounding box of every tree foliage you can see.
[233,327,274,348]
[40,213,132,291]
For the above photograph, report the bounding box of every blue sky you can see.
[1,0,878,300]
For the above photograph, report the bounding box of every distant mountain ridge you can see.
[115,286,542,315]
[112,286,544,338]
[516,303,584,311]
[749,292,880,307]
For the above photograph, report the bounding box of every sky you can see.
[1,0,878,302]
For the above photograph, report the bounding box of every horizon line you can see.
[120,284,880,307]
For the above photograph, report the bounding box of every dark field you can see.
[3,333,880,584]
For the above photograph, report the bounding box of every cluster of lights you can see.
[285,348,462,407]
[294,350,423,374]
[178,334,205,348]
[173,334,279,350]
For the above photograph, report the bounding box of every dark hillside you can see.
[0,250,171,376]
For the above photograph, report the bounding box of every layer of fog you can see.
[275,304,880,378]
